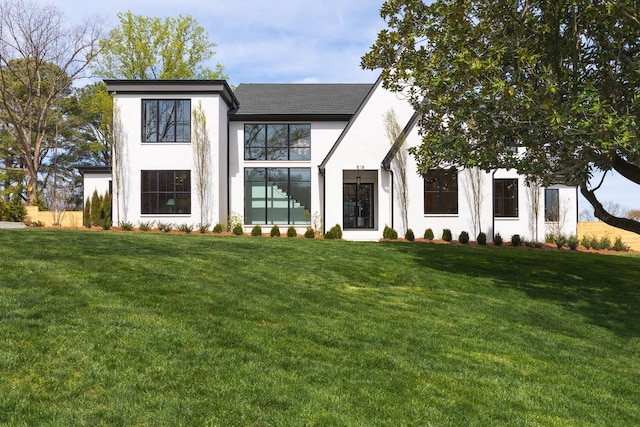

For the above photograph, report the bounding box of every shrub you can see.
[304,227,315,238]
[83,197,91,227]
[232,224,243,236]
[87,190,111,228]
[580,235,592,249]
[405,228,415,242]
[197,223,210,233]
[270,225,281,237]
[553,234,567,249]
[212,223,223,233]
[493,233,503,246]
[329,224,342,239]
[613,236,629,252]
[251,225,263,236]
[383,225,398,240]
[511,234,522,246]
[287,226,297,238]
[90,190,101,226]
[599,235,612,250]
[119,221,134,231]
[544,232,555,244]
[590,235,602,250]
[524,240,543,248]
[177,223,193,234]
[157,222,173,233]
[477,232,487,245]
[5,193,26,222]
[442,229,452,242]
[324,230,336,239]
[100,218,111,230]
[138,221,154,231]
[458,231,469,244]
[424,228,434,241]
[567,235,579,250]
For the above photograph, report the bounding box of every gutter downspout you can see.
[319,166,326,235]
[491,169,497,240]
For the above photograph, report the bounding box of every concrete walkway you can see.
[0,221,26,229]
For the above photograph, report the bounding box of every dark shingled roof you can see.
[231,83,374,120]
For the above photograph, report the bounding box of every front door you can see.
[343,183,374,229]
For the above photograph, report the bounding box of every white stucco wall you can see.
[82,172,111,204]
[111,93,229,227]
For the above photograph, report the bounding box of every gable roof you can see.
[230,83,373,121]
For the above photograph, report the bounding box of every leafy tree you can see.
[94,11,226,80]
[363,0,640,235]
[0,0,102,205]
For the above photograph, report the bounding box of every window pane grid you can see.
[494,179,518,217]
[244,124,311,161]
[424,169,458,214]
[142,100,191,143]
[141,170,191,214]
[244,167,311,225]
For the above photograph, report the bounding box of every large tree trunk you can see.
[580,183,640,235]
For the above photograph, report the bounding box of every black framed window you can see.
[545,189,559,221]
[424,169,458,214]
[494,178,518,217]
[244,124,311,160]
[244,168,311,224]
[141,170,191,214]
[142,100,191,142]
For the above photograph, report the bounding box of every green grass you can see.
[1,229,639,426]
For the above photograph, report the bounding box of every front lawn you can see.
[0,229,638,425]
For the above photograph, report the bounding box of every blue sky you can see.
[56,0,639,212]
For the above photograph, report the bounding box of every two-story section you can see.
[228,83,373,234]
[105,80,238,227]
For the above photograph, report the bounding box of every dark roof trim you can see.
[77,166,112,175]
[319,77,382,171]
[104,79,239,109]
[229,114,353,122]
[381,111,421,170]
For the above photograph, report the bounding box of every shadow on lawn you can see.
[388,242,640,339]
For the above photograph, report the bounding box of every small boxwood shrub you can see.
[580,235,592,249]
[442,228,452,242]
[458,231,469,244]
[383,225,398,240]
[405,228,415,241]
[567,235,579,250]
[270,225,281,237]
[511,234,522,246]
[304,227,315,238]
[251,225,262,236]
[554,234,567,249]
[613,236,629,252]
[287,226,297,238]
[324,230,336,239]
[424,228,434,241]
[493,233,503,246]
[232,224,243,236]
[477,232,487,245]
[329,224,342,239]
[212,223,223,233]
[599,235,612,250]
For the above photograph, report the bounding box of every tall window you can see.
[244,124,311,160]
[141,170,191,214]
[424,169,458,214]
[545,189,559,221]
[494,179,518,217]
[244,168,311,224]
[142,100,191,142]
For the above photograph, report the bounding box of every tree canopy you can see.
[0,0,102,204]
[94,11,226,80]
[362,0,640,234]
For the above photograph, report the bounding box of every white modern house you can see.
[81,77,578,241]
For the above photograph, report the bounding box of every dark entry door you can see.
[343,183,374,229]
